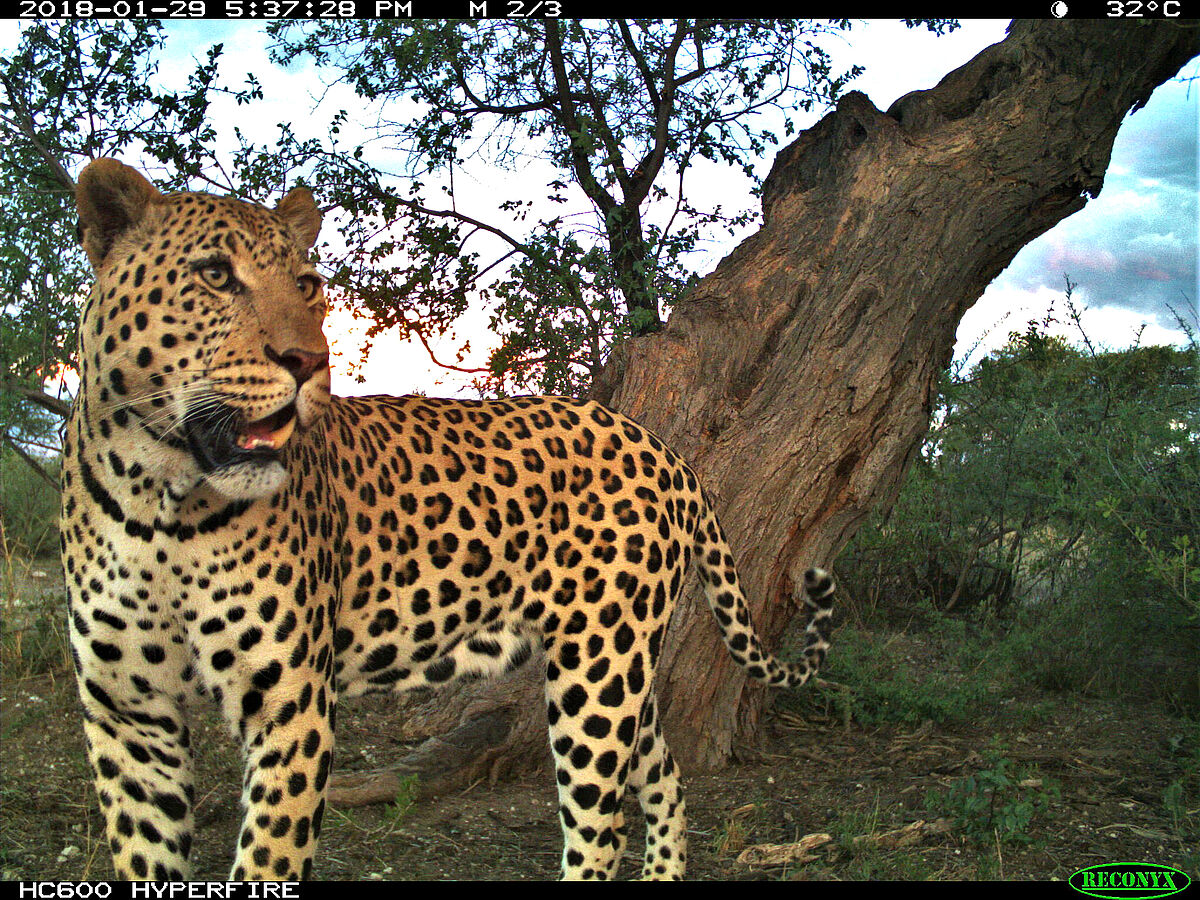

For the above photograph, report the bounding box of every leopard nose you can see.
[265,346,328,387]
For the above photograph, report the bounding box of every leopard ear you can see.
[76,159,161,269]
[274,186,322,251]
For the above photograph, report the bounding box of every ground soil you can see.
[1,651,1195,882]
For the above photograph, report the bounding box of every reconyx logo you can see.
[1069,863,1191,900]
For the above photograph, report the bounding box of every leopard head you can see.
[75,159,331,501]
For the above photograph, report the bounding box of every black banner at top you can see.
[12,0,1192,20]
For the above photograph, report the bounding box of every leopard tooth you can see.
[238,413,297,450]
[269,414,297,447]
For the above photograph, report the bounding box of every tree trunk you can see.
[332,20,1199,800]
[605,205,662,334]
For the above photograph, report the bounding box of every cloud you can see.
[990,75,1198,331]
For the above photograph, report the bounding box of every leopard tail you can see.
[692,494,835,688]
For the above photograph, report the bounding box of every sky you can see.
[7,19,1198,397]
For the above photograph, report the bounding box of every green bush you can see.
[926,746,1060,846]
[1163,732,1199,876]
[837,308,1199,709]
[821,605,1037,726]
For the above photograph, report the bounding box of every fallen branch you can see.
[736,832,831,867]
[848,818,953,851]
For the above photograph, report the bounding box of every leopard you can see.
[61,158,835,881]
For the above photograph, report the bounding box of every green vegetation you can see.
[386,774,421,824]
[835,301,1199,713]
[829,796,944,880]
[0,444,59,559]
[1,444,64,680]
[817,302,1198,869]
[0,555,68,682]
[820,611,1039,728]
[926,746,1061,847]
[1163,735,1199,877]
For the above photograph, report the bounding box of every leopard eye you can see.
[297,274,322,301]
[197,262,236,292]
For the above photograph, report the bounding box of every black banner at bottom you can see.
[11,885,318,900]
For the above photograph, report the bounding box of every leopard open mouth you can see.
[182,400,298,472]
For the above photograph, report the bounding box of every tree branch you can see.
[627,20,690,207]
[3,433,59,489]
[0,73,76,193]
[616,21,661,110]
[542,21,616,216]
[406,323,491,375]
[5,381,71,419]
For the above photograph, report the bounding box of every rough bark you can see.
[332,20,1199,801]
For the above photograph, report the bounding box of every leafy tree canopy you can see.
[265,19,891,394]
